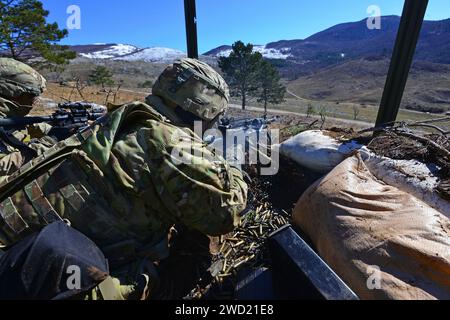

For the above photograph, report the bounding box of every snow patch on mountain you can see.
[214,45,292,59]
[80,44,139,59]
[78,43,186,62]
[114,47,186,62]
[254,46,292,59]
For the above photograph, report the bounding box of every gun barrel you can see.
[0,116,53,129]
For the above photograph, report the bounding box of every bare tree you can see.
[75,78,87,100]
[113,81,123,104]
[318,105,327,130]
[353,105,360,120]
[306,104,316,118]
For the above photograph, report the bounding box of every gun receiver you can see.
[0,102,107,141]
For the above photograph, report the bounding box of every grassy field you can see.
[231,96,450,132]
[287,58,450,115]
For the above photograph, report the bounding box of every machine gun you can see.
[204,115,278,144]
[205,115,279,169]
[0,102,107,141]
[215,114,278,148]
[217,115,278,135]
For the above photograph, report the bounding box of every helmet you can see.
[0,58,47,99]
[152,58,230,121]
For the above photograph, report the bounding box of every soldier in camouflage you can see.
[0,58,51,176]
[0,58,248,300]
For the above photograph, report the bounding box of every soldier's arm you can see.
[119,122,248,237]
[0,98,30,176]
[161,136,248,236]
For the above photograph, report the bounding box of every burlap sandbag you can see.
[293,154,450,300]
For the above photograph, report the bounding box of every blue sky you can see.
[42,0,450,53]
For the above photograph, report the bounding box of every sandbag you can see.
[365,156,450,219]
[280,130,368,173]
[293,154,450,300]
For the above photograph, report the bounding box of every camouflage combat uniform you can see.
[0,59,248,300]
[0,58,50,177]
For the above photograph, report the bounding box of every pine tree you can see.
[0,0,75,65]
[256,60,286,113]
[218,41,263,110]
[89,66,114,88]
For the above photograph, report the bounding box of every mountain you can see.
[205,45,292,60]
[74,42,289,63]
[75,44,139,59]
[61,16,450,113]
[268,16,401,59]
[114,47,186,63]
[268,16,450,63]
[70,43,186,63]
[205,16,450,78]
[288,57,450,113]
[71,16,450,67]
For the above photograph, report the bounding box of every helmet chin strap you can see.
[174,106,203,126]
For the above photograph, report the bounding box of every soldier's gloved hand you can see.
[105,259,159,300]
[111,273,153,300]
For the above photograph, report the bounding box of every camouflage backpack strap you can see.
[0,115,109,201]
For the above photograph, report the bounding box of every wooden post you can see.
[184,0,199,59]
